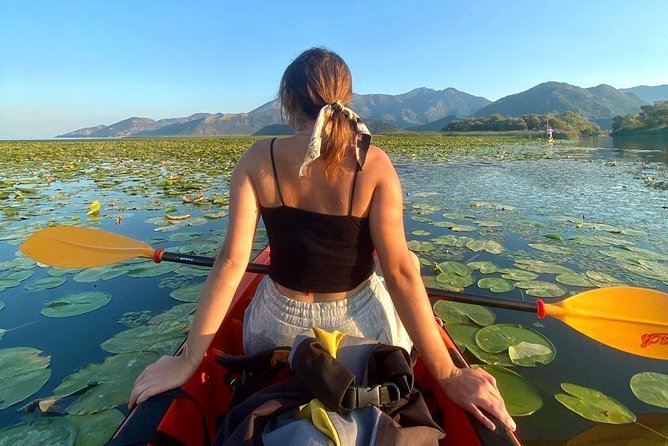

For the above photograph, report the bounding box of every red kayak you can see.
[109,248,522,445]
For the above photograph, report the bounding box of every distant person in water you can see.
[129,47,516,433]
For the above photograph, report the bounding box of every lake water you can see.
[0,135,666,444]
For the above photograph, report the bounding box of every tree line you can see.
[612,101,668,135]
[443,112,602,137]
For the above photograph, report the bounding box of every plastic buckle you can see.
[380,382,401,408]
[356,384,382,408]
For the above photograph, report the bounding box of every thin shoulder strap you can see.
[348,165,361,216]
[269,138,284,206]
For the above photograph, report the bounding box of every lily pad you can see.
[508,341,555,367]
[445,324,513,367]
[0,417,76,446]
[466,239,504,254]
[433,300,495,326]
[451,224,478,232]
[170,281,206,302]
[411,215,433,223]
[66,408,125,446]
[101,320,187,354]
[478,277,515,293]
[475,323,555,366]
[555,383,636,424]
[41,292,112,318]
[476,220,503,227]
[466,261,498,274]
[436,272,474,288]
[54,351,160,414]
[478,365,543,416]
[127,261,180,277]
[0,347,51,409]
[412,230,432,236]
[436,261,471,276]
[555,273,595,287]
[514,259,575,275]
[629,372,668,408]
[585,271,622,286]
[407,240,435,252]
[514,280,567,297]
[149,302,197,325]
[25,276,66,291]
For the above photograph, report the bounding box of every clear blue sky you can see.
[1,0,667,139]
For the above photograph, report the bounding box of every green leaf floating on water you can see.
[66,408,125,446]
[433,300,495,326]
[475,323,555,366]
[478,365,543,416]
[0,279,20,293]
[514,259,575,275]
[466,239,504,254]
[508,341,554,367]
[555,273,595,287]
[41,292,112,318]
[407,240,435,252]
[170,281,206,302]
[445,323,513,367]
[412,230,432,236]
[630,372,668,408]
[422,275,464,293]
[25,276,67,291]
[451,224,478,232]
[148,302,197,325]
[478,277,515,293]
[0,347,51,409]
[127,261,180,278]
[436,261,471,276]
[0,417,76,446]
[466,261,498,274]
[6,269,34,282]
[475,220,503,227]
[53,351,160,415]
[101,320,187,354]
[555,383,636,424]
[514,280,567,297]
[585,270,623,287]
[436,272,474,289]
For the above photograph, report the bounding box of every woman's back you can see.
[246,135,385,297]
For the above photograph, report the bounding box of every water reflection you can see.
[580,136,668,164]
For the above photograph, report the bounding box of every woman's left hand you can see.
[440,366,516,432]
[128,354,199,409]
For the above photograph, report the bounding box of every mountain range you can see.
[57,83,668,138]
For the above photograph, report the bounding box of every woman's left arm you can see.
[128,143,262,408]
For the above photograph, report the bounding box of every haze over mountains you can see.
[57,83,668,138]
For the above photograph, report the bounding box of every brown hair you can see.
[279,48,356,175]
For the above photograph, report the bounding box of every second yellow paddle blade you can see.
[20,226,155,268]
[545,287,668,360]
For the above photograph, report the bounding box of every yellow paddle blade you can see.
[544,287,668,360]
[20,226,155,268]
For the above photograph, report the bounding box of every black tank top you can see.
[259,138,375,293]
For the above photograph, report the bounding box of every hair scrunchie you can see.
[299,101,372,177]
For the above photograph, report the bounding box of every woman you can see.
[129,47,515,432]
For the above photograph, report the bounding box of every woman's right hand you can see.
[440,366,517,432]
[128,353,199,409]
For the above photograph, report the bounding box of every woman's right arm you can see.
[128,142,262,408]
[367,147,515,432]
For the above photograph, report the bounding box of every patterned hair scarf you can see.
[299,100,372,177]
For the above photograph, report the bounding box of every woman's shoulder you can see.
[364,144,395,174]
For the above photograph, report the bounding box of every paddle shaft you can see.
[159,251,539,314]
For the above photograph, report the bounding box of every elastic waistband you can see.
[257,274,381,326]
